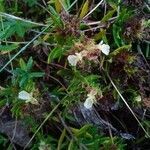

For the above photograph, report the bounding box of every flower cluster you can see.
[67,40,110,109]
[67,41,110,67]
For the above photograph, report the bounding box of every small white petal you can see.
[18,90,32,100]
[101,44,110,55]
[100,40,103,45]
[67,55,78,66]
[84,97,94,109]
[97,43,110,55]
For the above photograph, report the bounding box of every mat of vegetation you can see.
[0,0,150,149]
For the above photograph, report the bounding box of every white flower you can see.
[67,52,83,66]
[84,90,97,109]
[84,97,94,109]
[18,90,38,105]
[18,90,32,100]
[97,41,110,55]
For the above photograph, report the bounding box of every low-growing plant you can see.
[0,0,149,149]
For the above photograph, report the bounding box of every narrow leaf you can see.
[0,44,19,54]
[94,29,107,42]
[30,72,45,78]
[101,9,116,22]
[68,139,74,150]
[110,44,132,56]
[49,5,63,27]
[27,57,33,71]
[19,58,27,71]
[0,25,15,40]
[113,24,122,47]
[47,47,64,64]
[55,0,62,13]
[57,129,66,150]
[79,0,89,19]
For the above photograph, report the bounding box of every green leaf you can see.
[14,68,26,75]
[15,20,33,37]
[80,0,89,19]
[19,58,27,71]
[65,0,71,9]
[27,57,33,71]
[49,5,63,27]
[84,75,100,87]
[113,24,122,47]
[47,47,64,64]
[55,0,62,13]
[74,70,85,81]
[0,0,4,12]
[146,43,150,58]
[76,124,92,137]
[0,25,15,40]
[101,9,116,22]
[94,29,107,42]
[0,20,34,39]
[57,129,66,150]
[19,75,28,87]
[0,44,19,53]
[30,72,45,78]
[68,139,74,150]
[110,44,131,56]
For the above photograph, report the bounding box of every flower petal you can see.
[18,90,31,100]
[101,44,110,55]
[84,97,94,109]
[67,55,78,66]
[99,40,103,45]
[97,42,110,56]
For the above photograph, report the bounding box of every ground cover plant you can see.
[0,0,150,149]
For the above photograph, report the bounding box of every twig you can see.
[67,0,78,11]
[11,118,18,141]
[82,25,106,32]
[0,12,47,27]
[85,16,117,26]
[36,2,51,15]
[42,0,47,6]
[8,135,17,150]
[1,41,29,44]
[137,45,150,70]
